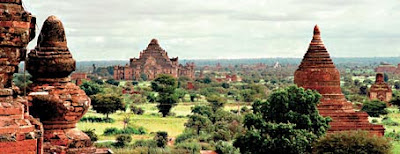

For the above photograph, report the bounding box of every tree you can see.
[151,74,178,117]
[233,86,330,154]
[354,79,361,87]
[13,73,32,91]
[80,81,102,96]
[140,73,148,81]
[313,131,391,154]
[359,85,368,95]
[390,92,400,106]
[361,100,388,117]
[221,82,230,89]
[363,79,373,85]
[206,94,227,111]
[185,114,212,135]
[384,73,389,82]
[106,79,120,86]
[189,93,198,102]
[175,88,187,102]
[395,81,400,90]
[91,93,124,118]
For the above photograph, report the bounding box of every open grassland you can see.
[77,102,250,141]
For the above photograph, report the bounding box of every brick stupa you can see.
[369,73,392,103]
[0,0,43,153]
[27,16,96,153]
[294,25,384,136]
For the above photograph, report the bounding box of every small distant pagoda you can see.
[294,25,384,136]
[114,39,195,80]
[369,73,392,103]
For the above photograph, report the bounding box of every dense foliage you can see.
[361,100,388,117]
[314,131,392,154]
[233,86,330,154]
[91,93,125,118]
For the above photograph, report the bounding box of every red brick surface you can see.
[294,25,384,136]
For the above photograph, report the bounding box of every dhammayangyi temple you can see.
[113,39,195,81]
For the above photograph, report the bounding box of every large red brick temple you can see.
[114,39,195,80]
[0,0,43,153]
[26,16,96,153]
[294,25,385,136]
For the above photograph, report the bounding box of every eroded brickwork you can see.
[294,25,384,136]
[0,0,43,153]
[27,16,95,153]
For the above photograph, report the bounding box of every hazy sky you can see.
[23,0,400,61]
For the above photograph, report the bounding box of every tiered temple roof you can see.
[294,25,384,136]
[130,39,178,69]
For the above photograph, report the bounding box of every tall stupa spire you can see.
[294,25,384,136]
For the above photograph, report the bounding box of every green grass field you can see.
[77,102,249,141]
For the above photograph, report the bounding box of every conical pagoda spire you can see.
[310,25,324,47]
[298,25,334,69]
[295,25,342,96]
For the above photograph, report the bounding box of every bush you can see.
[130,105,145,115]
[103,126,147,136]
[80,116,115,123]
[94,141,114,148]
[175,142,201,154]
[83,129,98,142]
[382,117,399,126]
[106,79,120,86]
[133,139,157,148]
[115,134,132,147]
[385,131,400,141]
[215,141,240,154]
[313,131,392,154]
[154,131,168,148]
[361,100,388,117]
[175,132,196,144]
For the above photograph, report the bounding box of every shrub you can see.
[175,132,196,144]
[175,142,201,154]
[385,131,400,141]
[130,105,145,115]
[133,139,157,148]
[94,141,114,148]
[115,134,132,147]
[80,116,115,123]
[215,141,240,154]
[361,100,388,117]
[382,117,399,126]
[103,126,147,136]
[154,131,168,148]
[313,131,392,154]
[83,129,98,142]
